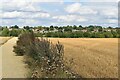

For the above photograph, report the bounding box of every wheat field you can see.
[0,37,11,46]
[49,38,118,78]
[1,37,118,78]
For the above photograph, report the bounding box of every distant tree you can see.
[0,27,3,31]
[79,25,82,28]
[108,26,112,29]
[9,29,19,36]
[88,27,94,31]
[83,32,90,37]
[64,27,72,32]
[37,26,43,30]
[90,33,96,38]
[24,26,30,30]
[104,32,113,38]
[14,25,19,29]
[88,25,94,28]
[2,28,9,36]
[44,27,49,31]
[54,26,58,29]
[95,32,105,38]
[74,31,83,38]
[73,25,77,29]
[98,27,103,32]
[11,25,19,29]
[50,25,54,30]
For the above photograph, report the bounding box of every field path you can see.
[2,37,27,78]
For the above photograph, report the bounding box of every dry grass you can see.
[0,37,11,46]
[1,37,118,78]
[49,38,118,78]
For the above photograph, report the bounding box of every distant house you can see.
[32,29,40,33]
[39,29,49,33]
[8,27,18,31]
[8,28,13,31]
[104,29,111,32]
[49,28,58,32]
[93,29,99,32]
[81,29,87,32]
[112,29,117,32]
[72,29,80,32]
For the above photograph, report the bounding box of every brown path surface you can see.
[2,37,27,78]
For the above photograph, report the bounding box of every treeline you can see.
[13,32,80,78]
[0,27,32,37]
[0,25,120,38]
[44,31,120,38]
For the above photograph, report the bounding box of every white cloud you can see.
[1,1,118,27]
[1,11,50,19]
[108,19,118,23]
[65,3,97,15]
[84,0,119,2]
[2,0,41,12]
[100,8,118,18]
[3,11,23,18]
[53,15,87,22]
[2,0,63,2]
[32,12,50,18]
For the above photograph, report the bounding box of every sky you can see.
[0,0,119,27]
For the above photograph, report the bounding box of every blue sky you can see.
[0,0,119,27]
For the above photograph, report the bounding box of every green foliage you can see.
[2,28,9,36]
[50,25,54,30]
[0,26,119,38]
[83,32,90,37]
[9,29,21,37]
[11,25,19,29]
[104,32,113,38]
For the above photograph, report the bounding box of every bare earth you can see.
[2,37,27,78]
[0,37,11,79]
[49,38,118,78]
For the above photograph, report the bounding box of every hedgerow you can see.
[13,32,81,78]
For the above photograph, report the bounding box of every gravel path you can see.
[2,37,27,78]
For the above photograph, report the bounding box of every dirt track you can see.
[2,37,27,78]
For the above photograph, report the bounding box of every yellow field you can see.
[0,37,11,46]
[49,38,118,78]
[1,37,118,78]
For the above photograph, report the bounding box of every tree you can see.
[24,26,30,30]
[2,28,9,36]
[12,25,19,29]
[95,32,105,38]
[64,27,72,32]
[50,25,54,30]
[73,25,77,29]
[98,27,103,32]
[37,26,43,30]
[9,29,19,36]
[79,25,82,28]
[104,32,113,38]
[83,32,90,37]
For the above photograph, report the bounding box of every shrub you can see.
[13,31,35,56]
[13,32,80,78]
